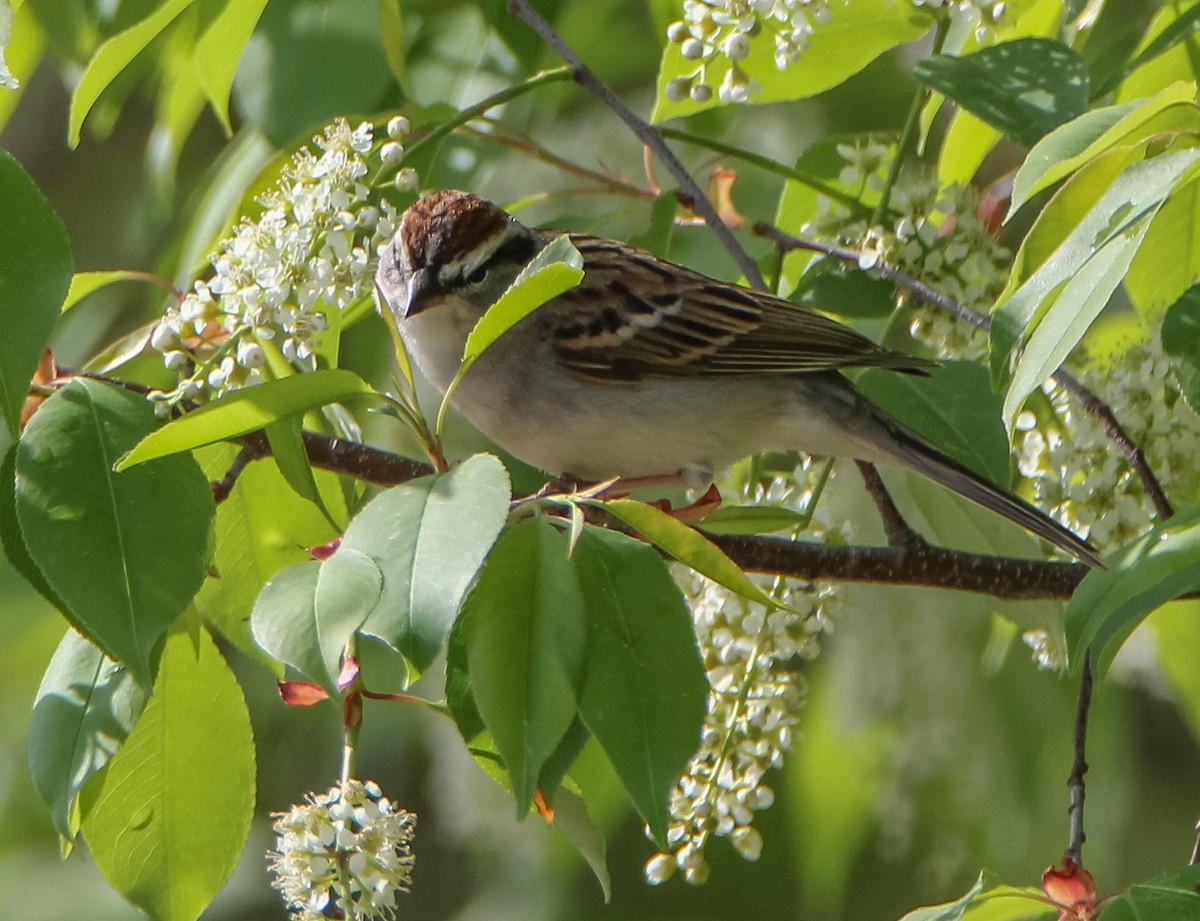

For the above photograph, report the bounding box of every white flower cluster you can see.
[664,0,833,104]
[0,0,17,91]
[913,0,1009,42]
[269,779,416,920]
[647,463,845,884]
[1018,338,1200,552]
[148,116,414,412]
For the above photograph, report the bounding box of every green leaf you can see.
[378,0,410,93]
[195,0,270,134]
[193,443,342,666]
[1065,506,1200,673]
[346,453,512,672]
[799,262,897,319]
[1099,865,1200,921]
[455,518,586,813]
[460,235,584,371]
[15,380,215,683]
[858,363,1011,488]
[80,623,255,921]
[62,270,156,313]
[1162,284,1200,411]
[28,628,148,839]
[1126,174,1200,314]
[1009,83,1199,217]
[117,369,376,469]
[914,39,1089,148]
[549,786,611,903]
[0,148,72,439]
[574,527,706,847]
[251,547,383,692]
[992,148,1200,427]
[897,872,985,920]
[696,504,812,536]
[264,416,338,527]
[653,0,931,120]
[596,498,782,610]
[68,0,197,146]
[0,444,65,610]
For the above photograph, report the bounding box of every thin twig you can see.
[1066,648,1094,863]
[856,460,928,550]
[754,223,1175,520]
[505,0,766,289]
[463,122,655,199]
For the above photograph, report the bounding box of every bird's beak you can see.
[403,266,439,319]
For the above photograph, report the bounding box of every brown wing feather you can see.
[551,235,934,380]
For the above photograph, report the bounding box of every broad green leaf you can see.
[193,444,342,665]
[1126,173,1200,314]
[1098,865,1200,921]
[574,527,706,847]
[80,623,255,921]
[800,264,896,319]
[897,872,986,920]
[347,453,511,671]
[1115,4,1200,104]
[1065,506,1200,673]
[653,0,931,120]
[251,547,383,692]
[117,368,376,469]
[0,444,64,611]
[195,0,270,134]
[549,786,611,903]
[992,148,1200,426]
[1150,601,1200,741]
[16,380,215,683]
[68,0,197,146]
[62,270,157,313]
[264,416,337,527]
[597,498,782,610]
[456,518,586,812]
[28,628,148,839]
[0,148,71,439]
[460,235,584,370]
[1162,284,1200,411]
[1009,83,1199,217]
[857,363,1011,488]
[914,39,1089,148]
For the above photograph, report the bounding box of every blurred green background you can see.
[2,1,1197,919]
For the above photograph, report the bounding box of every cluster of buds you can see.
[912,0,1009,41]
[649,462,845,883]
[269,779,416,920]
[664,1,834,104]
[147,115,415,413]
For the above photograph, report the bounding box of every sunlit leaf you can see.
[80,623,255,921]
[117,369,376,469]
[16,380,214,683]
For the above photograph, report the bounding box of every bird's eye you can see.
[465,264,488,285]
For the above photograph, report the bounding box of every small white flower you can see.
[385,115,410,139]
[380,141,405,164]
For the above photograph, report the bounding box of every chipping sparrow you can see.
[375,189,1099,566]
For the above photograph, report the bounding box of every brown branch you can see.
[504,0,766,289]
[1066,648,1094,863]
[753,223,1174,521]
[225,426,1094,598]
[857,460,928,550]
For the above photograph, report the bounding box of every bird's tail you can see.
[862,408,1103,568]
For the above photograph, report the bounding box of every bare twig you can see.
[1066,648,1094,863]
[857,460,928,550]
[754,223,1174,520]
[505,0,766,289]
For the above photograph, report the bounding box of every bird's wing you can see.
[547,234,934,380]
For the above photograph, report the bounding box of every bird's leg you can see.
[856,460,928,551]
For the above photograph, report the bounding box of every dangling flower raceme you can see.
[648,460,846,883]
[148,116,414,413]
[269,779,416,920]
